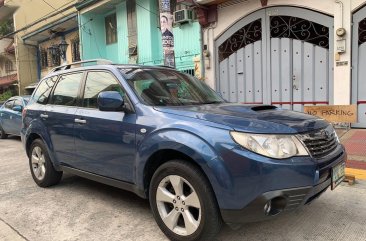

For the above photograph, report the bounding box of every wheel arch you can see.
[135,129,234,203]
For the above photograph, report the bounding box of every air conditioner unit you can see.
[174,9,193,24]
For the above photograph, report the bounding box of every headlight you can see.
[230,131,309,159]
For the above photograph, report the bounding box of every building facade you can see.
[77,0,202,76]
[2,0,80,94]
[0,37,17,95]
[198,0,366,127]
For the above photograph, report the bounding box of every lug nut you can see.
[175,207,178,211]
[182,201,185,205]
[181,208,184,212]
[173,200,176,203]
[177,196,180,200]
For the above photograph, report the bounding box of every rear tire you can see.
[0,125,8,139]
[29,139,63,187]
[149,160,222,241]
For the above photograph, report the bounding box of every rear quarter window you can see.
[31,76,58,104]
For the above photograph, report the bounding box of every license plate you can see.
[331,162,345,190]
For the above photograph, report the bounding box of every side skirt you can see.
[60,166,146,199]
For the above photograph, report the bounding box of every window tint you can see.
[32,76,58,104]
[83,71,125,109]
[51,73,83,106]
[4,100,14,110]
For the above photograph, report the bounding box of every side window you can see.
[32,76,58,104]
[83,71,125,109]
[13,99,23,107]
[4,100,14,110]
[50,73,83,106]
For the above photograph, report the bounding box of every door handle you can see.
[40,114,48,119]
[75,119,86,124]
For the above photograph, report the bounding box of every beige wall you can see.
[0,38,16,77]
[5,0,78,94]
[14,38,38,94]
[203,0,366,105]
[39,31,79,78]
[6,0,77,35]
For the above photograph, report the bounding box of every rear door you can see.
[0,99,14,133]
[9,98,23,135]
[74,71,136,182]
[46,72,84,165]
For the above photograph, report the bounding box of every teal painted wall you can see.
[173,22,201,71]
[79,1,201,72]
[80,3,128,63]
[136,0,162,65]
[80,14,106,59]
[116,2,129,63]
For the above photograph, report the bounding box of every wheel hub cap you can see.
[156,175,201,236]
[31,146,46,180]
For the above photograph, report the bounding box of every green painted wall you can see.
[80,3,128,63]
[79,0,201,72]
[136,0,162,65]
[173,22,201,71]
[80,14,106,60]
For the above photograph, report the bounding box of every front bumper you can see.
[220,146,346,224]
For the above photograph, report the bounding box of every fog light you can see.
[264,197,287,216]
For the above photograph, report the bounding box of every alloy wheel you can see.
[31,146,46,180]
[156,175,201,236]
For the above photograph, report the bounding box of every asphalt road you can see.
[1,136,366,241]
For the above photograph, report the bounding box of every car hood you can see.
[154,103,328,134]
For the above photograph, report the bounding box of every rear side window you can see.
[50,72,83,106]
[4,100,14,110]
[32,76,58,104]
[82,71,125,108]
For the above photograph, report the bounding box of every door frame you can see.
[214,6,334,107]
[352,5,366,128]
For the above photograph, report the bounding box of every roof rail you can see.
[156,65,176,69]
[50,59,113,73]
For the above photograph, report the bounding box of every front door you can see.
[74,71,136,182]
[216,7,333,111]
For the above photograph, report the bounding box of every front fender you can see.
[135,128,233,205]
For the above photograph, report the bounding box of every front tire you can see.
[149,160,222,241]
[29,139,63,187]
[0,125,8,139]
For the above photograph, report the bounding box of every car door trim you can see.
[60,165,146,198]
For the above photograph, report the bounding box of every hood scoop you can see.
[251,105,278,112]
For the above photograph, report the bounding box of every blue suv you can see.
[22,60,346,241]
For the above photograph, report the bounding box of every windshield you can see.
[120,68,225,106]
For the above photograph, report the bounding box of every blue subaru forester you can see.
[22,60,346,241]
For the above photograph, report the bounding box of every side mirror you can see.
[97,91,125,111]
[12,105,23,112]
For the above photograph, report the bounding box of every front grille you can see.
[298,125,338,159]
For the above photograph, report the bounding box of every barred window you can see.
[71,39,81,62]
[48,48,61,67]
[40,48,48,69]
[5,60,13,72]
